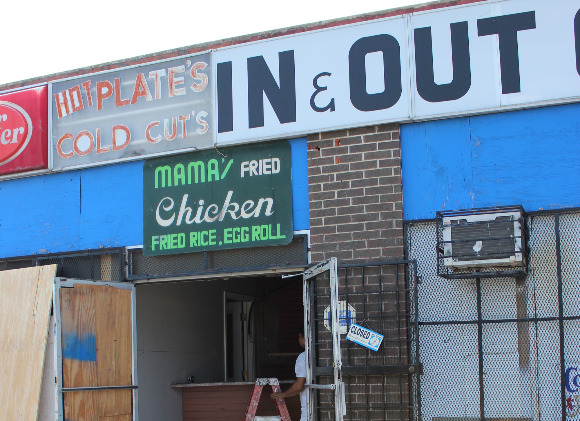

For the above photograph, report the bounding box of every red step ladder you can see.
[245,378,291,421]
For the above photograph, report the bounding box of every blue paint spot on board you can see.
[62,333,97,362]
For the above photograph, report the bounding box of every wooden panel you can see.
[63,391,131,421]
[401,104,580,220]
[61,284,133,421]
[0,162,144,258]
[61,285,98,421]
[95,286,132,418]
[63,391,98,421]
[182,384,300,421]
[0,265,57,421]
[61,285,98,388]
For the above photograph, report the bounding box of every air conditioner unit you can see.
[442,210,524,268]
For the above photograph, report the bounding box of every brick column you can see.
[307,124,403,264]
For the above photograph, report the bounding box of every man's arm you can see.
[270,377,306,400]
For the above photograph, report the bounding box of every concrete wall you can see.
[136,281,226,421]
[135,278,261,421]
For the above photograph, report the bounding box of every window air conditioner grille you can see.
[449,217,518,262]
[436,206,528,279]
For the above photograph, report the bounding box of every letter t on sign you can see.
[477,11,536,94]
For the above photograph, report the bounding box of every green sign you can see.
[143,141,293,256]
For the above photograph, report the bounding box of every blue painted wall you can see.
[402,103,580,220]
[290,138,310,231]
[0,138,308,258]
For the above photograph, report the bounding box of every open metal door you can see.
[54,278,137,421]
[303,258,346,421]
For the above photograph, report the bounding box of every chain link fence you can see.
[406,210,580,421]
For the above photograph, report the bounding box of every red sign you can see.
[0,86,48,176]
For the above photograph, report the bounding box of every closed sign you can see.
[346,323,384,352]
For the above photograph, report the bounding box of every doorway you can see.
[135,273,304,421]
[225,293,254,382]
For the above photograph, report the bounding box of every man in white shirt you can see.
[270,327,307,420]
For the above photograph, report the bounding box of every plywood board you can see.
[61,285,98,388]
[61,283,133,421]
[0,265,57,421]
[38,314,56,421]
[95,286,132,418]
[63,390,98,421]
[61,284,98,420]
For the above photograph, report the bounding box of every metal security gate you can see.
[304,258,420,420]
[406,209,580,421]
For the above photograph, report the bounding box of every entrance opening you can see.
[225,293,253,382]
[135,273,304,421]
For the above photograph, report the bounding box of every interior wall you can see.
[136,278,263,421]
[135,276,302,421]
[136,281,225,421]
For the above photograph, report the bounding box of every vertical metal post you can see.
[344,267,353,415]
[345,268,352,365]
[131,282,139,421]
[555,213,566,421]
[303,273,314,421]
[412,261,422,421]
[396,265,404,420]
[328,258,344,421]
[379,265,386,420]
[476,277,485,420]
[362,266,370,421]
[311,279,318,421]
[54,279,64,421]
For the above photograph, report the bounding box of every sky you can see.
[1,0,424,86]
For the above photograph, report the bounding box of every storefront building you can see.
[0,0,579,420]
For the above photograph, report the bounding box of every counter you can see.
[172,381,300,420]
